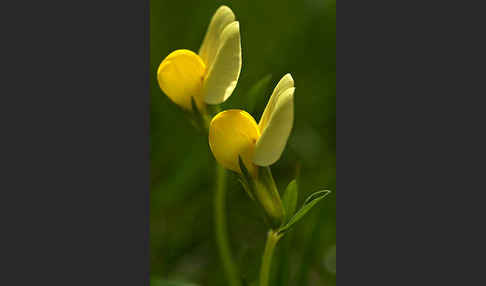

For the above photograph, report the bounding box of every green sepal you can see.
[238,156,257,202]
[190,96,200,115]
[189,96,204,131]
[237,178,254,201]
[237,157,284,229]
[189,96,212,132]
[238,155,251,184]
[254,167,285,229]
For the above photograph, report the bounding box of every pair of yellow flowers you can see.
[157,6,295,178]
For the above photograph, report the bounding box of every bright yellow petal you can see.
[203,21,242,104]
[209,109,260,176]
[198,5,236,68]
[157,49,206,110]
[258,73,294,132]
[253,87,295,166]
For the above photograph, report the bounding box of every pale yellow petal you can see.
[198,5,235,68]
[209,109,260,176]
[203,21,242,104]
[258,73,294,132]
[253,87,295,166]
[157,49,206,110]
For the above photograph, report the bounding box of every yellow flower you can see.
[209,74,295,177]
[157,6,242,111]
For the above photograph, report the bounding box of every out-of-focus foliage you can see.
[150,0,335,285]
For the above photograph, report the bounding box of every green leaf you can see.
[246,74,272,114]
[278,190,331,235]
[304,190,328,205]
[282,180,298,223]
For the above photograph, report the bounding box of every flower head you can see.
[209,74,295,177]
[157,6,242,111]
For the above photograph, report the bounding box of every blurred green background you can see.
[150,0,335,285]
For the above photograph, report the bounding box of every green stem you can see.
[214,164,241,286]
[260,230,281,286]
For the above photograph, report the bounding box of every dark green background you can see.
[150,0,335,285]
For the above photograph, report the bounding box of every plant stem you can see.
[214,164,241,286]
[260,230,281,286]
[276,232,291,286]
